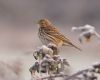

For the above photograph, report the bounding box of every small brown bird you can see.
[38,19,81,51]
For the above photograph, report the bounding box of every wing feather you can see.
[42,26,81,51]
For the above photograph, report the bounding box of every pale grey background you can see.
[0,0,100,80]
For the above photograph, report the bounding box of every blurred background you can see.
[0,0,100,80]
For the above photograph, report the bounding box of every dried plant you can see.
[71,24,100,43]
[30,43,100,80]
[65,62,100,80]
[30,43,70,80]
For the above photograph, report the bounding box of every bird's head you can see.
[38,19,52,27]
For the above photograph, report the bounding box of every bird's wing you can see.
[44,25,71,43]
[43,26,81,51]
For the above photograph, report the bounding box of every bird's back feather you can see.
[40,25,81,51]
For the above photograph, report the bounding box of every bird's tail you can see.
[70,42,82,51]
[64,42,82,51]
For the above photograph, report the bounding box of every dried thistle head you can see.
[48,43,59,55]
[92,62,100,68]
[84,24,95,30]
[29,61,39,74]
[71,26,78,32]
[92,62,100,73]
[42,45,53,54]
[52,55,60,60]
[33,45,53,60]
